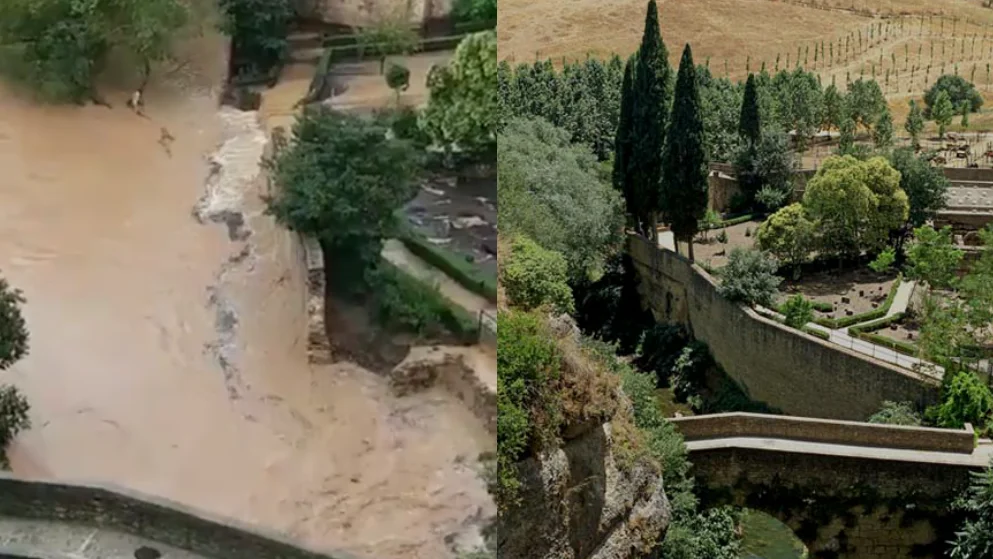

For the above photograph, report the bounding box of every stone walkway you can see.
[0,516,209,559]
[381,239,495,318]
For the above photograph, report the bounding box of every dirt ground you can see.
[325,51,452,111]
[874,315,923,344]
[690,220,762,269]
[779,268,897,317]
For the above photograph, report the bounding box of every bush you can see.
[636,324,690,385]
[928,371,993,430]
[0,385,29,469]
[924,74,983,117]
[220,0,293,78]
[496,310,563,509]
[869,248,896,273]
[368,262,477,339]
[781,294,814,329]
[716,248,781,307]
[501,236,574,313]
[385,62,410,95]
[396,221,497,301]
[868,401,922,426]
[0,278,28,370]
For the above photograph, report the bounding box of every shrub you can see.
[869,248,896,273]
[906,225,963,289]
[0,385,29,469]
[220,0,293,78]
[501,236,574,313]
[948,460,993,559]
[0,278,28,370]
[757,203,815,276]
[716,248,781,307]
[635,324,689,386]
[368,262,477,338]
[496,310,563,509]
[396,221,496,301]
[924,74,983,117]
[781,294,814,329]
[928,372,993,430]
[385,62,410,99]
[868,401,922,426]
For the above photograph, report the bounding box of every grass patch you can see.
[369,260,478,340]
[812,274,902,329]
[397,222,497,302]
[777,299,833,313]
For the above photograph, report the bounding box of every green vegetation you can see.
[734,128,794,212]
[220,0,292,79]
[395,222,496,302]
[906,225,963,289]
[453,0,496,25]
[0,277,30,469]
[369,262,477,339]
[867,401,922,426]
[385,62,410,103]
[757,203,815,277]
[846,79,886,131]
[0,0,194,102]
[662,45,709,260]
[781,294,813,329]
[928,371,993,431]
[869,248,896,273]
[356,7,419,74]
[716,248,781,307]
[614,0,672,240]
[932,90,956,139]
[924,74,983,117]
[813,276,901,329]
[872,108,894,149]
[501,236,574,314]
[905,100,925,150]
[498,117,624,280]
[949,460,993,559]
[887,148,949,231]
[422,31,497,159]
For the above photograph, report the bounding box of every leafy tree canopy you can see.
[219,0,292,78]
[716,248,782,307]
[499,117,625,280]
[452,0,496,24]
[932,90,956,139]
[924,74,983,117]
[422,31,497,158]
[905,99,925,149]
[734,127,794,207]
[846,78,886,130]
[501,236,574,314]
[757,203,816,275]
[887,148,948,228]
[0,277,30,469]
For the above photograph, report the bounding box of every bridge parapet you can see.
[670,412,975,454]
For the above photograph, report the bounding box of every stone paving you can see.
[0,517,209,559]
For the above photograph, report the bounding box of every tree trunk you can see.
[687,237,695,261]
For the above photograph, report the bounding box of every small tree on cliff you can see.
[0,276,31,469]
[614,0,672,240]
[662,44,708,260]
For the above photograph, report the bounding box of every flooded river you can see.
[0,33,493,559]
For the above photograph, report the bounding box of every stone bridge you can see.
[671,413,990,559]
[0,474,356,559]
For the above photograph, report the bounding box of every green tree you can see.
[220,0,293,78]
[501,236,574,314]
[869,248,896,273]
[615,0,673,240]
[613,56,636,194]
[499,117,625,280]
[929,371,993,429]
[422,31,497,158]
[905,99,925,149]
[739,73,762,145]
[932,89,957,139]
[846,78,886,131]
[264,107,421,291]
[887,148,948,229]
[356,6,419,74]
[452,0,496,24]
[905,225,964,289]
[803,155,908,259]
[662,45,708,260]
[0,277,31,469]
[0,0,192,103]
[924,74,983,116]
[868,401,922,425]
[716,248,782,307]
[948,459,993,559]
[385,62,410,104]
[757,203,816,277]
[820,83,844,131]
[782,294,813,328]
[734,127,794,207]
[697,66,743,163]
[873,108,895,149]
[837,113,856,156]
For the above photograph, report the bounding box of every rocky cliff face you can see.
[497,419,671,559]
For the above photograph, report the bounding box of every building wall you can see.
[627,235,939,420]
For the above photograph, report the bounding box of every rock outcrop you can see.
[498,419,671,559]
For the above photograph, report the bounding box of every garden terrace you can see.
[779,268,900,329]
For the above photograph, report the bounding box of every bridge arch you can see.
[672,413,984,559]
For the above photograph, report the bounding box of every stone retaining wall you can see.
[670,412,974,454]
[302,235,333,364]
[627,235,939,420]
[0,475,354,559]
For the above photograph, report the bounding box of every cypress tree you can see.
[662,44,708,261]
[618,0,672,240]
[613,55,636,197]
[739,73,762,145]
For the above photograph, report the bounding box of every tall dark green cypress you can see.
[739,73,762,145]
[613,56,636,199]
[616,0,671,240]
[662,44,708,261]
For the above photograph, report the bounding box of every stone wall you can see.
[670,412,974,454]
[627,235,939,420]
[707,172,741,213]
[0,474,354,559]
[690,446,974,559]
[942,166,993,183]
[291,0,451,29]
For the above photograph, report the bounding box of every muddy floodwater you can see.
[0,34,493,559]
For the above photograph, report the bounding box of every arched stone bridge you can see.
[0,474,357,559]
[671,413,990,559]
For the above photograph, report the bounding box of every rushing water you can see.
[0,32,493,559]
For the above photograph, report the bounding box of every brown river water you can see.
[0,34,493,559]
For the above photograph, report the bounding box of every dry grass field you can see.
[500,0,993,130]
